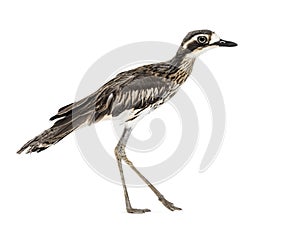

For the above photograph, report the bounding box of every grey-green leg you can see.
[115,127,151,214]
[115,127,181,212]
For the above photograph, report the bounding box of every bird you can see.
[17,30,237,214]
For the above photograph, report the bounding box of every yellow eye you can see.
[197,36,207,44]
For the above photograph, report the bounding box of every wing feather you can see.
[110,75,175,117]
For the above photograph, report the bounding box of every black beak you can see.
[215,39,238,47]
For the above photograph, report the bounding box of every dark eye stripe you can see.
[186,41,200,51]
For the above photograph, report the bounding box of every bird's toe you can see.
[159,197,182,211]
[127,208,151,214]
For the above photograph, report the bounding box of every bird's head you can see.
[181,30,237,57]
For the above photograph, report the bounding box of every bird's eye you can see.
[198,36,207,44]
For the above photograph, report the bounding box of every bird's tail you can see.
[17,113,88,154]
[17,84,113,154]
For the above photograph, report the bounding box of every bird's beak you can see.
[215,39,238,47]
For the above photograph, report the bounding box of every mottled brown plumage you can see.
[17,30,237,213]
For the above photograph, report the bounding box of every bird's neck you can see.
[167,47,196,84]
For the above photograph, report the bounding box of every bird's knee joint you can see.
[114,145,128,161]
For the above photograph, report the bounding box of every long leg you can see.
[116,126,181,212]
[115,127,150,214]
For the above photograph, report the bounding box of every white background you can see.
[1,0,299,225]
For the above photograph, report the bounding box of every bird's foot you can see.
[127,207,151,214]
[159,196,182,211]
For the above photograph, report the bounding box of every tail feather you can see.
[17,123,73,154]
[17,84,114,154]
[17,112,89,154]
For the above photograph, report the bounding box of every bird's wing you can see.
[49,63,175,124]
[110,75,175,118]
[49,71,135,124]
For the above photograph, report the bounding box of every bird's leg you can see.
[117,127,181,212]
[115,127,151,214]
[123,155,182,211]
